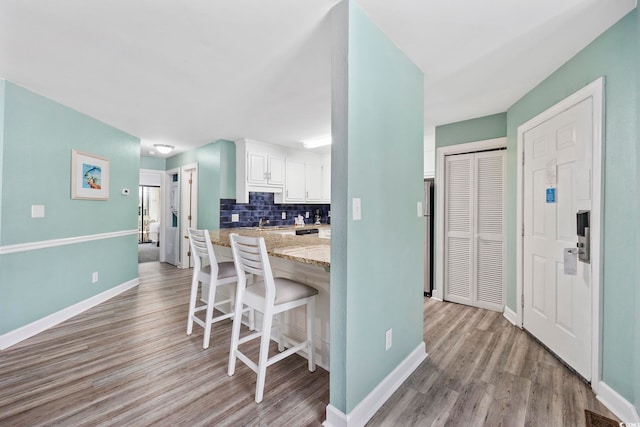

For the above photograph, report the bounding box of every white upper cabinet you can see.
[268,155,284,185]
[247,151,284,185]
[247,152,267,184]
[305,163,323,201]
[285,159,306,202]
[235,138,329,204]
[235,139,285,203]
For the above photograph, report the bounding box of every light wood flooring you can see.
[0,262,617,426]
[367,298,618,426]
[0,262,329,426]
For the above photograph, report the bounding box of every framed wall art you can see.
[71,150,109,200]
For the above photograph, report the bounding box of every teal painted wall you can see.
[507,10,637,403]
[435,113,507,147]
[1,83,140,245]
[218,140,236,199]
[140,156,166,171]
[330,0,349,410]
[0,81,140,335]
[635,4,640,416]
[0,80,5,241]
[330,0,424,413]
[165,139,234,231]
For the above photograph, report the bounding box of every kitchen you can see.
[190,137,335,368]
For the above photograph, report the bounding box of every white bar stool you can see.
[186,228,253,349]
[227,233,318,403]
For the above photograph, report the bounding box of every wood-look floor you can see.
[0,262,329,426]
[0,262,617,426]
[367,298,618,426]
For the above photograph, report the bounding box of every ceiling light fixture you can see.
[154,144,174,154]
[302,136,332,149]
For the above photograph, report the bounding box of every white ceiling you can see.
[0,0,635,157]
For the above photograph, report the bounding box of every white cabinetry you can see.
[247,152,284,185]
[305,163,323,201]
[235,139,285,203]
[285,160,306,202]
[236,138,330,204]
[284,159,326,204]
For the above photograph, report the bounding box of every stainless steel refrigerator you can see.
[424,178,434,296]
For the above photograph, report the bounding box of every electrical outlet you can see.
[305,211,310,219]
[282,212,286,220]
[385,328,392,350]
[231,213,239,222]
[92,272,99,283]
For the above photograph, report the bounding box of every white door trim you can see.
[164,167,180,265]
[180,163,198,269]
[516,76,604,393]
[434,137,507,301]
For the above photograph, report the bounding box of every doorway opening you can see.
[138,185,161,263]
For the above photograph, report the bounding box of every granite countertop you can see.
[209,225,331,268]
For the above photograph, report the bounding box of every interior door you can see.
[523,98,592,380]
[444,153,474,306]
[444,150,505,311]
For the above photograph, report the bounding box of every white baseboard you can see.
[0,278,140,350]
[597,381,640,423]
[503,306,518,326]
[323,342,427,427]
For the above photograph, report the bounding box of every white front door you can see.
[523,97,593,380]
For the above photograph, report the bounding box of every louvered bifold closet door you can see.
[474,151,506,311]
[444,154,474,306]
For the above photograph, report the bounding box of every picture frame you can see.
[71,150,110,200]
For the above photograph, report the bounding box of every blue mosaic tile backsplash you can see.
[220,192,331,229]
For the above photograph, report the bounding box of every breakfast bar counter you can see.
[208,225,330,268]
[209,225,331,369]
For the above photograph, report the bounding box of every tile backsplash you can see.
[220,192,330,229]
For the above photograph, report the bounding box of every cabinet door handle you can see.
[306,191,309,199]
[286,190,289,197]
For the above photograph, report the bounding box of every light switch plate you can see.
[282,212,286,220]
[31,205,45,218]
[353,198,361,221]
[231,213,239,222]
[417,202,423,217]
